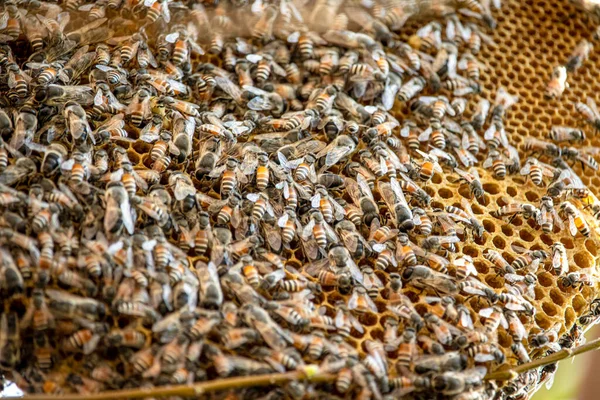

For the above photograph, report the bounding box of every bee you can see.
[454,167,484,201]
[519,157,555,186]
[466,343,505,364]
[537,196,563,234]
[566,39,593,72]
[412,208,433,236]
[348,286,377,314]
[529,323,561,348]
[390,234,415,267]
[413,149,443,182]
[484,249,515,276]
[575,96,600,130]
[398,76,427,102]
[560,268,598,289]
[470,98,490,131]
[421,235,460,254]
[302,210,339,249]
[195,261,223,309]
[310,185,346,223]
[209,158,247,196]
[560,201,591,237]
[378,177,414,231]
[551,242,569,276]
[561,146,599,170]
[511,244,548,272]
[491,201,540,222]
[505,272,537,298]
[548,126,585,143]
[453,255,478,280]
[104,182,135,237]
[126,89,152,126]
[403,265,458,295]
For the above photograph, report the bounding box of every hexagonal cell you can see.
[573,252,594,270]
[537,272,554,288]
[492,236,506,250]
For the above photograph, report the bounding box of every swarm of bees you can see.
[0,0,599,399]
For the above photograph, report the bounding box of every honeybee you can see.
[560,201,591,237]
[537,196,563,234]
[454,167,484,201]
[505,272,537,298]
[561,146,599,171]
[402,265,458,295]
[491,201,540,222]
[511,244,548,272]
[519,157,555,186]
[484,249,515,276]
[336,219,371,259]
[566,39,593,72]
[346,174,380,226]
[305,245,363,287]
[575,96,600,130]
[378,177,414,231]
[301,210,338,249]
[468,99,490,132]
[348,286,377,314]
[551,242,569,276]
[548,126,585,143]
[560,268,598,289]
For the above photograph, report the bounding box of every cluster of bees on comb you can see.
[0,0,600,399]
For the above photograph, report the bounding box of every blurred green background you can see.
[531,328,597,400]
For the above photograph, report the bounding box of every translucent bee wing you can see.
[567,215,578,237]
[418,127,432,141]
[120,198,135,235]
[587,96,600,118]
[474,353,496,362]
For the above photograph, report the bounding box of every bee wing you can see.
[567,215,578,237]
[418,127,432,142]
[504,273,523,284]
[277,213,289,228]
[324,145,353,167]
[121,197,135,235]
[301,219,315,240]
[310,192,321,208]
[459,309,474,329]
[324,222,339,243]
[330,198,346,221]
[304,258,329,278]
[83,333,102,355]
[264,224,282,252]
[587,96,600,119]
[478,307,494,318]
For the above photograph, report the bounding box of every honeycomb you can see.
[2,0,600,399]
[104,0,600,390]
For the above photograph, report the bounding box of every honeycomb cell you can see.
[483,219,496,233]
[483,183,501,195]
[572,294,587,314]
[519,229,535,242]
[565,307,576,329]
[537,272,554,287]
[492,236,506,249]
[463,246,479,258]
[549,289,566,307]
[585,239,598,257]
[535,314,552,330]
[524,190,540,202]
[560,237,575,250]
[501,225,514,237]
[437,188,453,199]
[542,302,559,317]
[573,252,594,270]
[534,287,545,301]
